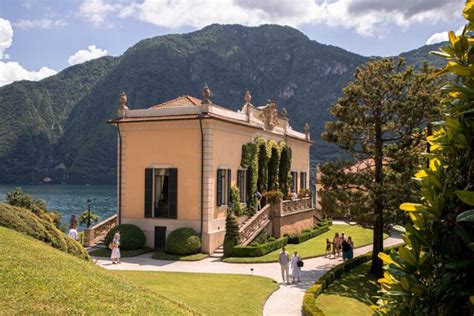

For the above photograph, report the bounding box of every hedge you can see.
[232,236,288,257]
[288,225,330,244]
[303,244,402,316]
[105,224,146,251]
[165,227,201,255]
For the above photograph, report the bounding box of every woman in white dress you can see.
[290,251,301,283]
[111,231,121,264]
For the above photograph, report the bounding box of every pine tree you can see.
[223,212,240,257]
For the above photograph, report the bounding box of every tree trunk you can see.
[370,106,384,277]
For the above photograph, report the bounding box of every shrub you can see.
[287,225,329,244]
[264,190,283,203]
[232,237,288,257]
[298,189,311,198]
[224,212,240,257]
[0,203,89,260]
[165,227,200,255]
[229,185,242,216]
[105,224,146,251]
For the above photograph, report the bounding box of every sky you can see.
[0,0,465,87]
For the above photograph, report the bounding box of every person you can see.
[291,191,298,201]
[325,238,331,257]
[347,236,354,260]
[278,246,290,284]
[341,232,346,242]
[256,191,263,210]
[290,251,302,283]
[111,231,121,264]
[68,226,79,241]
[332,233,340,258]
[341,238,351,261]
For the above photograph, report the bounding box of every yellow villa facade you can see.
[109,88,312,254]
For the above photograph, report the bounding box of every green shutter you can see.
[227,169,231,205]
[168,168,178,219]
[144,168,153,218]
[217,169,222,206]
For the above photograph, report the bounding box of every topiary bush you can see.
[165,227,201,255]
[104,224,146,251]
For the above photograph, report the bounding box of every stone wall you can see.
[272,208,314,237]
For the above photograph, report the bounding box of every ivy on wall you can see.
[256,137,271,193]
[267,140,281,191]
[241,142,258,215]
[279,143,292,197]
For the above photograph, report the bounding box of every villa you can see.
[109,86,313,253]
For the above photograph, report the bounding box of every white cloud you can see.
[14,19,68,30]
[77,0,464,37]
[426,26,464,45]
[68,45,108,65]
[0,18,13,59]
[0,61,57,87]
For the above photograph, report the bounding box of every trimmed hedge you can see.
[232,236,288,257]
[165,227,201,255]
[287,225,330,244]
[105,224,146,251]
[303,244,402,316]
[0,203,89,260]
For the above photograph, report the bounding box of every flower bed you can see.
[231,236,288,257]
[303,244,402,316]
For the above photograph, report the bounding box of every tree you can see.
[376,7,474,314]
[321,58,440,276]
[223,212,240,257]
[79,210,99,228]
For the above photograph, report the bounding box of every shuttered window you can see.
[144,168,154,218]
[237,170,247,203]
[300,172,307,190]
[144,168,178,219]
[217,169,231,206]
[291,171,298,193]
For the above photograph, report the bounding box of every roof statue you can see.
[242,90,252,119]
[260,99,278,130]
[117,90,129,118]
[201,84,212,104]
[304,122,310,140]
[281,107,288,119]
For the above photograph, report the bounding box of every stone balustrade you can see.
[281,197,312,216]
[238,204,272,245]
[83,214,118,247]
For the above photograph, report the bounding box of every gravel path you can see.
[95,229,402,316]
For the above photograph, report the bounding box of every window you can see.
[217,169,231,206]
[291,171,298,193]
[144,168,177,219]
[300,172,307,190]
[237,170,247,203]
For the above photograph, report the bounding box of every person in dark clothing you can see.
[341,238,352,261]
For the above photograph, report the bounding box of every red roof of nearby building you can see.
[150,95,201,108]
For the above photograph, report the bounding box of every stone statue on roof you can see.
[202,84,212,104]
[304,122,310,140]
[117,90,129,118]
[259,99,278,130]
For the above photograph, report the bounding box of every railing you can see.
[282,197,312,215]
[83,214,118,247]
[238,204,271,245]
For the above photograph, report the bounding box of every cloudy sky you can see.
[0,0,465,86]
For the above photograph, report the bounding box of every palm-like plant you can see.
[79,210,99,228]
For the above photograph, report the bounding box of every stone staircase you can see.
[210,245,224,258]
[238,204,272,246]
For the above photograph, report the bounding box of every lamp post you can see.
[87,199,92,228]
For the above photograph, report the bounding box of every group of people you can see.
[278,247,303,284]
[326,232,354,260]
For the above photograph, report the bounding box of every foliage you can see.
[321,58,441,276]
[79,209,100,228]
[231,237,288,257]
[5,188,62,228]
[376,8,474,315]
[104,224,146,251]
[151,251,208,261]
[0,203,89,260]
[224,212,240,257]
[229,185,242,216]
[263,190,284,203]
[279,143,292,196]
[298,188,311,198]
[256,137,271,193]
[287,225,330,244]
[88,247,152,258]
[164,227,200,255]
[0,227,191,315]
[242,142,258,215]
[267,140,281,190]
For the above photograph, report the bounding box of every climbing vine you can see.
[267,140,281,191]
[279,142,292,197]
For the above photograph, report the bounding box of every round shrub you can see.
[104,224,146,250]
[166,228,201,255]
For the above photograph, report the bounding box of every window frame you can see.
[217,168,231,207]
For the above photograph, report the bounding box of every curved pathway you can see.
[96,232,402,315]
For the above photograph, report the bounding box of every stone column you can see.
[83,228,95,247]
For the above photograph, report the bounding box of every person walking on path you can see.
[68,226,79,241]
[341,238,351,261]
[279,247,290,284]
[290,251,301,283]
[111,231,121,264]
[347,236,354,260]
[332,233,340,258]
[325,238,331,257]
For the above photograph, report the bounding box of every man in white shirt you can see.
[279,247,290,284]
[68,227,79,241]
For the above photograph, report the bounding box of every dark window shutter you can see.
[227,169,231,205]
[217,169,222,206]
[144,168,153,218]
[168,168,178,219]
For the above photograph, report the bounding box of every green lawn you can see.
[224,224,387,263]
[89,246,153,257]
[0,227,194,315]
[152,251,209,261]
[117,271,279,316]
[315,261,378,316]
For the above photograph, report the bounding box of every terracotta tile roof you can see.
[150,95,201,109]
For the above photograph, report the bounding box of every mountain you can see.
[0,25,447,184]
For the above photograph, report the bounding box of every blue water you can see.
[0,185,116,230]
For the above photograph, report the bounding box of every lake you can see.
[0,185,116,230]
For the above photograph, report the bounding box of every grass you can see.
[224,224,388,263]
[0,227,194,315]
[152,251,209,261]
[315,261,378,316]
[89,246,153,257]
[117,271,279,315]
